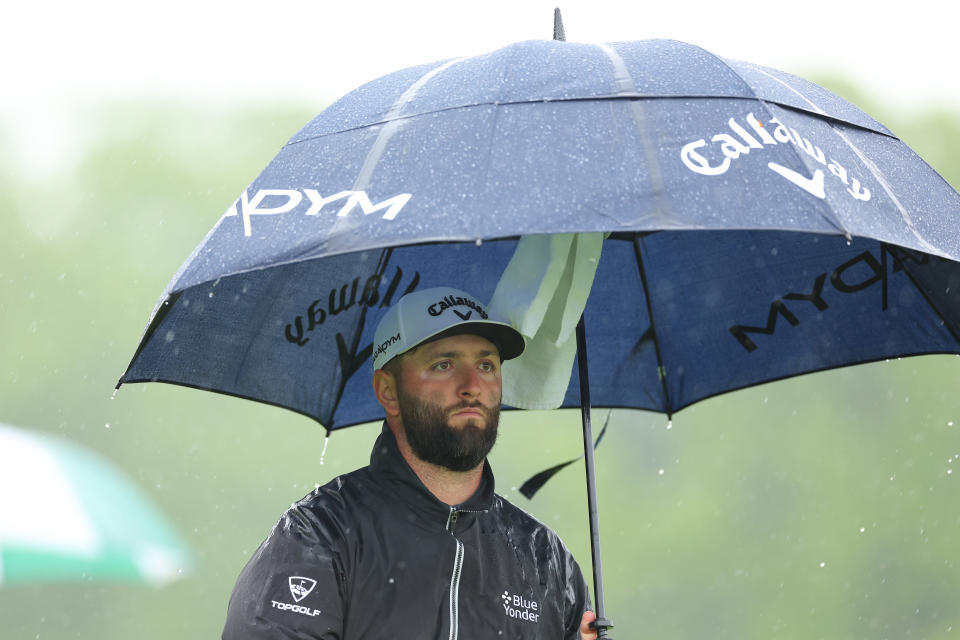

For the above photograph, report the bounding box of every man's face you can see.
[394,333,502,472]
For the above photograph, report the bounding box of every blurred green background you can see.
[2,77,959,639]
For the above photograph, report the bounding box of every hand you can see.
[579,610,598,640]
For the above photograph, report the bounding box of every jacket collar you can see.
[369,423,496,521]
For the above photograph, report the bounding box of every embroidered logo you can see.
[289,576,317,603]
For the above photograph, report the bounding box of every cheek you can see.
[407,378,454,404]
[484,377,503,402]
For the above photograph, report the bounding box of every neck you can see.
[387,421,484,506]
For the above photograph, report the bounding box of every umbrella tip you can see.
[553,7,566,41]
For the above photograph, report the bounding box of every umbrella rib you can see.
[832,128,947,258]
[351,57,469,193]
[749,65,828,117]
[631,234,674,417]
[595,43,673,226]
[320,57,470,253]
[747,66,936,249]
[117,291,183,388]
[884,243,960,347]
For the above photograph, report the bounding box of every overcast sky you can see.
[3,0,956,180]
[6,0,958,111]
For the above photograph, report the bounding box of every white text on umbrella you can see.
[222,188,412,237]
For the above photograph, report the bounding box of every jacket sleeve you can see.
[222,502,348,640]
[563,547,593,640]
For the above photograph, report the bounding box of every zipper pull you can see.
[446,507,459,532]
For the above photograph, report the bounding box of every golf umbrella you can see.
[118,38,960,634]
[0,423,191,585]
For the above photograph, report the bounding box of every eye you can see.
[432,360,452,372]
[478,360,496,373]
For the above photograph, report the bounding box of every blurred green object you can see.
[0,423,191,586]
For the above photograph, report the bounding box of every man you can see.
[223,286,598,639]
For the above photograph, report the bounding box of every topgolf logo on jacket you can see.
[289,576,317,602]
[222,188,412,237]
[500,590,540,623]
[269,575,321,617]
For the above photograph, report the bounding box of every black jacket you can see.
[222,425,590,639]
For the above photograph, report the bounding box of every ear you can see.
[372,369,401,417]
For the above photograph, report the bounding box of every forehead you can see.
[410,333,500,361]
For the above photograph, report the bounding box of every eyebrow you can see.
[426,349,499,360]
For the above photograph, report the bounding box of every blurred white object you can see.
[0,423,191,586]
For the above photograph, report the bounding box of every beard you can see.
[398,389,500,472]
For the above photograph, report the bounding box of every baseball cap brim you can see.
[416,321,525,362]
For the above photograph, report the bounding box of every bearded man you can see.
[223,286,597,639]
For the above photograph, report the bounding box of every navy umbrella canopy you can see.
[120,38,960,428]
[120,36,960,636]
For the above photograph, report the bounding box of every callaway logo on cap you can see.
[372,286,525,370]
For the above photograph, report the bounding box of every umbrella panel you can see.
[588,232,960,415]
[170,96,960,295]
[123,231,960,427]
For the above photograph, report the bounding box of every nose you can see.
[457,367,482,400]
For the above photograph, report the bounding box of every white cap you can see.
[372,286,525,370]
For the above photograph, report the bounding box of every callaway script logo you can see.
[285,267,420,348]
[681,113,871,203]
[501,590,540,623]
[222,188,412,237]
[427,295,489,321]
[270,575,321,617]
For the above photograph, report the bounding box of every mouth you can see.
[450,406,487,420]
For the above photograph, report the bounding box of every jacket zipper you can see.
[445,504,488,640]
[446,507,463,640]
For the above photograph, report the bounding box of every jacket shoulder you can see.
[270,467,373,548]
[494,493,550,531]
[492,493,573,551]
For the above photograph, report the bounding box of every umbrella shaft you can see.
[576,318,608,622]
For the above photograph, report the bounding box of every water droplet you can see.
[948,469,953,475]
[104,423,110,429]
[859,527,866,533]
[110,389,118,400]
[318,435,330,465]
[475,238,483,246]
[819,561,826,568]
[658,468,665,475]
[388,577,395,584]
[666,420,672,430]
[948,421,954,427]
